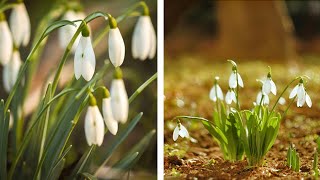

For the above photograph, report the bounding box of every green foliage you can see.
[202,103,244,161]
[287,144,300,172]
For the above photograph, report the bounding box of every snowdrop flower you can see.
[255,91,269,105]
[225,89,236,104]
[209,76,224,101]
[0,13,13,65]
[102,87,118,135]
[262,72,277,95]
[279,97,286,105]
[3,50,22,92]
[228,64,244,88]
[173,123,189,141]
[9,3,30,47]
[110,68,129,124]
[74,23,95,81]
[59,10,85,52]
[289,79,312,107]
[108,16,125,67]
[85,94,105,146]
[132,15,156,60]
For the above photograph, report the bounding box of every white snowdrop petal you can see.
[237,73,244,87]
[0,21,13,65]
[231,91,237,103]
[3,51,22,92]
[102,98,118,135]
[270,80,277,95]
[132,16,150,60]
[74,37,84,80]
[264,94,269,105]
[306,93,312,107]
[179,124,189,138]
[109,28,125,67]
[225,91,232,104]
[297,85,305,100]
[262,79,271,95]
[10,3,30,47]
[81,37,95,81]
[229,72,237,88]
[3,63,10,92]
[256,92,262,105]
[92,106,105,146]
[297,93,306,107]
[209,86,216,101]
[217,85,224,100]
[173,126,179,141]
[111,79,129,124]
[84,107,95,146]
[289,85,299,99]
[148,18,157,59]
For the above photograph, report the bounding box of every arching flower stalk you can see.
[9,2,30,47]
[110,67,129,124]
[74,23,95,81]
[0,13,13,65]
[102,87,118,135]
[108,16,125,67]
[59,10,86,52]
[132,7,156,60]
[84,94,105,146]
[3,49,22,92]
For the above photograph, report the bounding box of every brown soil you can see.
[164,57,320,179]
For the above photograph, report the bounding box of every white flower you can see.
[229,71,244,88]
[102,97,118,135]
[256,91,269,105]
[111,76,129,124]
[173,123,189,141]
[289,83,312,107]
[3,50,22,92]
[209,84,223,101]
[225,89,236,104]
[108,28,125,67]
[85,105,105,146]
[74,35,95,81]
[0,19,13,65]
[9,3,30,47]
[132,16,156,60]
[262,78,277,95]
[58,10,85,52]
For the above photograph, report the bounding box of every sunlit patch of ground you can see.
[164,56,320,179]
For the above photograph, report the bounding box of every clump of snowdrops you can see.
[173,60,311,166]
[0,0,156,179]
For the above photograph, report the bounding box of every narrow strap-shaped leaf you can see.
[113,152,139,173]
[93,113,143,175]
[129,73,157,103]
[0,100,10,180]
[80,173,98,180]
[47,145,72,179]
[48,159,66,180]
[113,129,156,170]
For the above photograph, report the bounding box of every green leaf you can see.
[93,112,144,175]
[48,159,65,180]
[113,129,156,170]
[128,73,157,103]
[0,100,10,180]
[80,173,98,180]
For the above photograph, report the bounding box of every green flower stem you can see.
[0,3,19,12]
[129,73,157,103]
[8,88,77,180]
[173,116,214,126]
[270,77,299,114]
[235,70,240,110]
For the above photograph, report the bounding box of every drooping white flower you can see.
[59,10,85,52]
[108,28,125,67]
[110,68,129,124]
[132,16,156,60]
[102,92,118,135]
[225,89,236,104]
[255,91,269,105]
[289,81,312,108]
[3,50,22,92]
[209,76,224,101]
[74,25,95,81]
[262,77,277,95]
[229,71,244,88]
[9,3,30,47]
[85,95,105,146]
[0,15,13,65]
[173,123,189,141]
